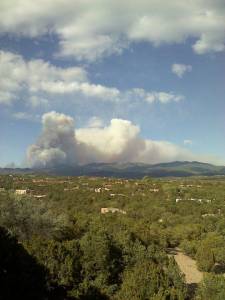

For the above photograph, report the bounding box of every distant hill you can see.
[0,161,225,178]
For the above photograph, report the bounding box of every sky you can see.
[0,0,225,167]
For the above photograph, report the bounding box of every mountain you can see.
[0,161,225,178]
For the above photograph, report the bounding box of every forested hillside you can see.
[1,161,225,178]
[1,174,225,299]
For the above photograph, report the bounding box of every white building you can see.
[15,189,27,195]
[101,207,126,214]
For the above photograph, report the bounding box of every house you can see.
[101,207,126,214]
[64,186,79,191]
[202,213,216,218]
[149,188,159,192]
[110,193,127,197]
[15,189,27,195]
[176,198,182,202]
[176,197,212,204]
[104,184,112,188]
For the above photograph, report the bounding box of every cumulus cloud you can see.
[0,50,120,105]
[0,50,88,105]
[0,0,224,61]
[27,111,199,168]
[171,64,192,78]
[0,50,183,105]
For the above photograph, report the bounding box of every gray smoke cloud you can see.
[26,111,203,167]
[27,111,81,167]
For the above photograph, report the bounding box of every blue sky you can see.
[0,0,225,167]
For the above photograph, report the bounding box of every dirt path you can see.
[171,248,203,284]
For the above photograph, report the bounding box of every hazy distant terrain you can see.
[1,161,225,178]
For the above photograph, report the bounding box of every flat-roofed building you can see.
[15,189,27,195]
[101,207,126,214]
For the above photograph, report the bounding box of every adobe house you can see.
[15,189,27,195]
[101,207,126,214]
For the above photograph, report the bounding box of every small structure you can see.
[176,197,212,204]
[95,188,101,193]
[110,193,127,197]
[104,184,112,188]
[149,188,159,192]
[101,207,126,214]
[176,198,182,203]
[202,213,216,218]
[15,189,27,195]
[64,186,79,191]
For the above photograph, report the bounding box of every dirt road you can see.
[172,248,203,284]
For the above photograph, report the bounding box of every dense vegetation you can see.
[1,174,225,299]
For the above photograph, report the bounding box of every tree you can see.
[196,233,225,272]
[196,245,215,272]
[115,259,186,300]
[78,228,122,297]
[25,237,81,290]
[0,226,47,300]
[196,273,225,300]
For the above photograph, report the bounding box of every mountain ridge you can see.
[0,161,225,178]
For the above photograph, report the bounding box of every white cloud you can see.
[183,139,193,146]
[87,116,104,128]
[12,111,40,121]
[0,50,88,105]
[0,50,120,105]
[192,32,225,55]
[29,96,49,108]
[171,64,192,78]
[145,92,184,103]
[58,34,127,62]
[0,0,224,61]
[27,111,201,167]
[0,50,183,106]
[130,88,184,104]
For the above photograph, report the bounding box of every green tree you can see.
[196,233,225,271]
[0,227,47,300]
[196,245,215,272]
[196,273,225,300]
[25,237,81,291]
[78,228,122,297]
[115,259,185,300]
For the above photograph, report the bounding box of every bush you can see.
[196,273,225,300]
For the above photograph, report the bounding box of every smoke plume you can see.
[27,111,196,167]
